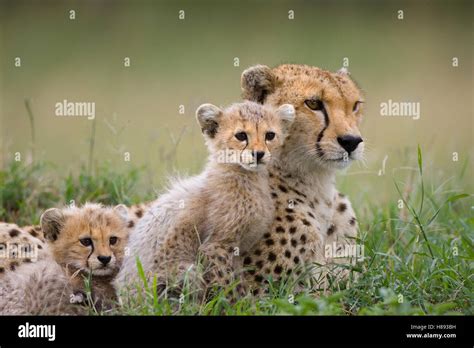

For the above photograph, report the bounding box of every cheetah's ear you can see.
[113,204,130,223]
[276,104,295,133]
[40,208,66,242]
[196,103,223,139]
[241,65,277,104]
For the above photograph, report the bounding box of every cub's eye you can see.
[79,238,93,247]
[353,101,363,112]
[109,236,118,245]
[305,99,325,111]
[235,132,248,142]
[265,132,276,141]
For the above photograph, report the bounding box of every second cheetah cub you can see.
[116,101,295,293]
[0,203,131,315]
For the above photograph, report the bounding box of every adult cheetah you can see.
[239,64,364,294]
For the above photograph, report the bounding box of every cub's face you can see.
[41,204,130,277]
[196,101,295,171]
[242,64,365,171]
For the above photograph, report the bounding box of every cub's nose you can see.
[97,255,111,265]
[252,151,265,163]
[337,135,363,154]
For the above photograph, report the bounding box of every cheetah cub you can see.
[196,102,295,258]
[0,203,131,315]
[116,101,295,293]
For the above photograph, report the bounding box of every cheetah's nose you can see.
[98,255,111,265]
[252,151,265,163]
[337,135,363,154]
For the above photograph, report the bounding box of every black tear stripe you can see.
[240,141,249,163]
[87,230,94,269]
[316,106,330,156]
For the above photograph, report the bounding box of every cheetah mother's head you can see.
[241,64,365,172]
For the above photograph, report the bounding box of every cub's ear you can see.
[196,103,223,139]
[276,104,296,131]
[241,65,276,103]
[40,208,66,242]
[113,204,130,223]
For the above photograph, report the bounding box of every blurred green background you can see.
[1,0,472,202]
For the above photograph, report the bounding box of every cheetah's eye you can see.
[109,236,118,245]
[353,101,363,113]
[305,99,325,111]
[235,132,248,142]
[265,132,276,141]
[79,238,93,247]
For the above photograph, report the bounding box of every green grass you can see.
[0,150,472,316]
[0,161,152,226]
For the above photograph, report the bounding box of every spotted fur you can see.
[0,223,49,276]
